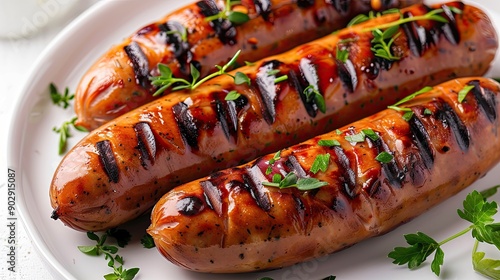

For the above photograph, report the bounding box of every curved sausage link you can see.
[50,2,498,231]
[149,77,500,272]
[74,0,422,130]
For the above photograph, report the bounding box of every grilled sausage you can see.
[50,1,498,231]
[74,0,422,130]
[148,77,500,272]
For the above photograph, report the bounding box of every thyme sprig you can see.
[53,116,88,155]
[204,0,250,25]
[78,230,139,280]
[49,83,74,109]
[150,50,242,96]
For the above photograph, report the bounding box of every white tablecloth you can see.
[0,2,99,279]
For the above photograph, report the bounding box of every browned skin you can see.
[50,2,498,231]
[148,77,500,273]
[74,0,422,130]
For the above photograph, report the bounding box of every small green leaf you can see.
[140,234,156,249]
[234,71,251,85]
[458,85,475,103]
[225,90,241,101]
[376,151,393,163]
[431,247,444,276]
[362,128,379,141]
[279,172,298,188]
[310,153,330,174]
[106,228,131,248]
[78,245,99,256]
[345,132,365,143]
[318,139,341,147]
[190,64,200,83]
[228,11,250,25]
[402,111,414,121]
[103,273,119,280]
[121,268,140,280]
[296,178,329,190]
[87,231,100,242]
[336,46,349,63]
[481,185,500,200]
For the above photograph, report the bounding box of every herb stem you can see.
[438,226,472,246]
[363,9,446,32]
[191,49,241,90]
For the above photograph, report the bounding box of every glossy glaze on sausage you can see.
[74,0,422,130]
[50,1,497,231]
[148,77,500,272]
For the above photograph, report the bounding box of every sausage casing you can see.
[148,77,500,272]
[74,0,422,130]
[50,2,498,231]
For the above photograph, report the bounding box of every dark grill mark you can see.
[173,102,199,149]
[214,98,234,141]
[284,155,307,178]
[436,101,470,151]
[331,0,349,15]
[402,12,423,57]
[297,0,315,8]
[371,138,404,188]
[177,196,204,216]
[337,58,358,93]
[243,166,272,211]
[256,60,282,124]
[333,146,356,198]
[197,0,237,45]
[201,180,223,216]
[408,113,434,170]
[254,0,272,20]
[469,80,497,122]
[158,21,192,76]
[440,4,460,45]
[124,42,150,88]
[364,56,393,80]
[288,69,317,118]
[96,140,119,183]
[134,122,157,168]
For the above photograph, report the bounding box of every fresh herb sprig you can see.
[347,8,400,27]
[78,230,139,280]
[387,86,433,121]
[140,234,156,249]
[49,83,74,109]
[53,116,88,155]
[363,8,450,61]
[262,172,328,191]
[389,185,500,277]
[303,85,326,113]
[204,0,250,25]
[150,50,246,96]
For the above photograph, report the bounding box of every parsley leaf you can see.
[388,232,441,273]
[310,154,330,174]
[140,234,156,249]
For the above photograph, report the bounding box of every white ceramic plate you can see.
[8,0,500,279]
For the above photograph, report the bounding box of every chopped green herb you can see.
[345,132,366,143]
[106,228,131,248]
[225,90,241,101]
[310,153,330,174]
[274,75,288,84]
[458,85,475,103]
[335,129,342,135]
[402,111,414,121]
[375,151,393,163]
[263,172,328,191]
[266,150,281,175]
[318,139,341,147]
[371,25,401,61]
[424,108,432,115]
[362,128,379,141]
[303,85,326,113]
[388,86,433,115]
[336,45,349,63]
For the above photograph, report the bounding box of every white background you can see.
[0,2,100,279]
